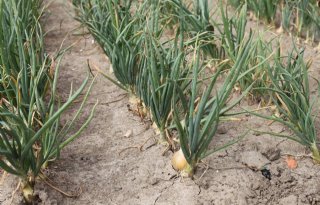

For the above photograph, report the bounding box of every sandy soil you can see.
[1,0,320,204]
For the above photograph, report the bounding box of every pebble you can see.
[124,130,133,138]
[262,147,281,161]
[239,151,270,170]
[217,126,228,134]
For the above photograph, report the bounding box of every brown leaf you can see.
[286,155,297,169]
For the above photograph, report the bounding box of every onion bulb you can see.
[152,122,160,135]
[171,149,188,171]
[22,180,34,204]
[129,94,140,104]
[141,102,148,116]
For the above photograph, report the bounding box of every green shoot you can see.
[173,35,254,177]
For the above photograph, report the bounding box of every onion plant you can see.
[170,0,221,59]
[74,0,223,93]
[133,0,192,142]
[214,3,270,101]
[0,60,95,204]
[280,1,293,33]
[219,2,247,60]
[173,35,254,176]
[228,0,278,23]
[305,3,320,42]
[249,0,278,23]
[74,0,146,92]
[75,0,223,142]
[149,0,222,59]
[229,0,320,41]
[137,35,189,141]
[294,0,314,37]
[137,0,225,142]
[0,0,48,115]
[241,36,273,102]
[0,0,95,204]
[250,48,320,163]
[281,0,320,40]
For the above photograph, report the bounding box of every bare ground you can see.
[1,0,320,204]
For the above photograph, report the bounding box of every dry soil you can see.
[1,0,320,204]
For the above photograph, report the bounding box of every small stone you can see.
[239,151,270,170]
[253,131,261,136]
[217,126,228,134]
[261,168,271,180]
[148,178,159,186]
[262,147,281,161]
[124,130,133,138]
[114,186,122,191]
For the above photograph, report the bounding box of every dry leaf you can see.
[286,155,297,169]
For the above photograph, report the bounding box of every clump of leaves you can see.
[250,47,320,163]
[229,0,320,42]
[172,34,254,177]
[0,0,95,203]
[74,0,145,92]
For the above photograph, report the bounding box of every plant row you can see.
[2,0,317,203]
[228,0,320,43]
[0,0,95,204]
[74,0,320,178]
